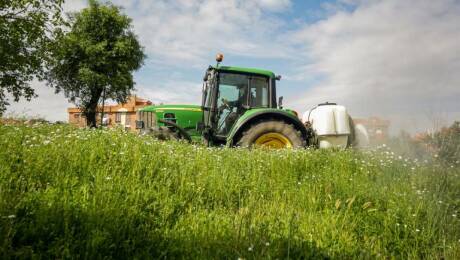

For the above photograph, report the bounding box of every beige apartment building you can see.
[68,96,152,130]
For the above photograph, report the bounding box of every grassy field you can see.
[0,122,459,259]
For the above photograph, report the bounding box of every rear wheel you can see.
[237,120,305,149]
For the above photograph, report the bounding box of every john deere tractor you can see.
[136,54,311,148]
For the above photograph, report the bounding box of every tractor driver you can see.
[222,85,248,110]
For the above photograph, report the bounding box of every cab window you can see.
[249,76,269,107]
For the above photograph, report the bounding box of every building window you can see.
[74,113,80,118]
[97,112,110,126]
[115,112,121,123]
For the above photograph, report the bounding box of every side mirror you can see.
[278,96,283,109]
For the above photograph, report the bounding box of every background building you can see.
[68,96,152,130]
[353,117,390,143]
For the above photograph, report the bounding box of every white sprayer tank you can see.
[302,103,351,148]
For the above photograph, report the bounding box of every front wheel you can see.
[236,120,306,149]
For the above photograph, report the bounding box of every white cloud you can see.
[136,81,202,105]
[6,81,72,122]
[111,0,293,66]
[257,0,291,11]
[287,0,460,133]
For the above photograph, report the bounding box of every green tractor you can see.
[136,54,363,149]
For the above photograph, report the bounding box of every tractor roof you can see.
[213,66,276,78]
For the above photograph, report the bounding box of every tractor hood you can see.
[140,104,202,112]
[137,104,203,140]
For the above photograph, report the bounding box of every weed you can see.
[0,123,459,259]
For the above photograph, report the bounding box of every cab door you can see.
[215,73,249,136]
[201,69,217,136]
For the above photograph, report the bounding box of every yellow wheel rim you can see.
[254,133,293,149]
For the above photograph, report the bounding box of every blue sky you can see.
[126,0,336,105]
[7,0,460,133]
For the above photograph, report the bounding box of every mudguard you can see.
[226,108,309,146]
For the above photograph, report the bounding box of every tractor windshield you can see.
[218,73,249,108]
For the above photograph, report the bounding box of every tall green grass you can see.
[0,123,459,259]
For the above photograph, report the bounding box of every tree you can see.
[0,0,64,115]
[430,121,460,164]
[46,0,145,127]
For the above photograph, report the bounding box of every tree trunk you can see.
[85,108,97,128]
[84,87,103,128]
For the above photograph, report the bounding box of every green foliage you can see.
[430,121,460,164]
[0,0,64,114]
[387,131,434,162]
[46,0,145,127]
[389,122,460,165]
[0,123,459,258]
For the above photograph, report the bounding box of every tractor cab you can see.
[200,54,280,145]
